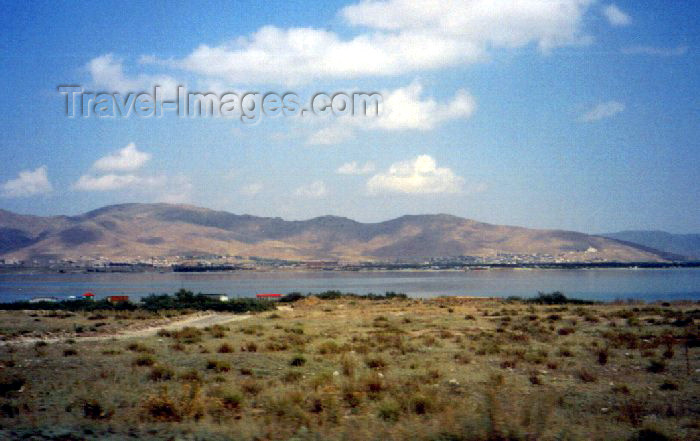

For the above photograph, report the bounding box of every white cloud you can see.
[294,180,328,198]
[1,166,52,198]
[337,161,376,175]
[580,100,625,122]
[240,182,264,196]
[93,142,151,172]
[305,81,475,145]
[148,0,593,85]
[73,174,165,191]
[367,155,464,194]
[602,4,631,26]
[622,45,688,57]
[87,53,179,94]
[373,81,475,130]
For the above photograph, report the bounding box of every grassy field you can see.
[0,296,697,440]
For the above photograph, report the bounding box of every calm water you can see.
[0,269,699,302]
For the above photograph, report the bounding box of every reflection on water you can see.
[0,269,698,302]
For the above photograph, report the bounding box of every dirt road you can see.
[1,312,250,346]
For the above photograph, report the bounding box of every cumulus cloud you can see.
[294,180,328,198]
[87,53,179,94]
[73,174,165,191]
[337,161,376,175]
[1,166,53,198]
[75,143,171,193]
[580,100,625,122]
[306,81,475,145]
[622,45,688,56]
[93,142,151,171]
[146,0,593,85]
[367,155,464,194]
[373,81,475,130]
[602,4,631,26]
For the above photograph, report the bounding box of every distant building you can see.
[256,293,282,300]
[201,294,229,302]
[29,296,59,303]
[106,295,129,303]
[82,292,95,300]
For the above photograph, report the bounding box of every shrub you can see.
[557,347,573,357]
[630,429,669,441]
[290,355,306,366]
[366,356,387,369]
[363,373,387,396]
[217,343,234,353]
[612,384,631,395]
[0,376,25,397]
[500,360,517,369]
[282,370,303,383]
[208,324,228,338]
[377,399,401,421]
[126,342,153,353]
[647,360,666,374]
[141,390,180,422]
[410,393,434,414]
[240,379,263,396]
[659,381,678,391]
[340,353,357,377]
[243,341,258,352]
[454,353,471,364]
[527,291,593,305]
[63,348,78,357]
[206,359,231,373]
[172,327,203,344]
[578,369,597,383]
[82,399,111,420]
[597,348,609,365]
[318,340,341,355]
[179,369,202,383]
[134,355,155,367]
[149,365,175,382]
[557,327,575,336]
[221,390,243,410]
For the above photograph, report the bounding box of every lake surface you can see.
[0,269,699,302]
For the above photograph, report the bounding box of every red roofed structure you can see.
[83,292,95,300]
[256,293,282,299]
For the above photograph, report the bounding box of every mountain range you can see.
[0,203,683,262]
[603,231,700,259]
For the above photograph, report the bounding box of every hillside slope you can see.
[603,230,700,259]
[0,204,672,262]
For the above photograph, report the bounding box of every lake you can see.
[1,268,699,302]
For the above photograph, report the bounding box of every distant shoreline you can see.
[1,261,699,275]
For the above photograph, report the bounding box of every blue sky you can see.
[0,0,698,234]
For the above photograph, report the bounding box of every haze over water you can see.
[1,269,699,303]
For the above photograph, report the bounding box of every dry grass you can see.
[0,298,697,440]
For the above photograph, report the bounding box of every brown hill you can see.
[0,203,672,262]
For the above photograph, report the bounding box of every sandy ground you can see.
[1,312,250,346]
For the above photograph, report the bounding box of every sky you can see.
[0,0,698,234]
